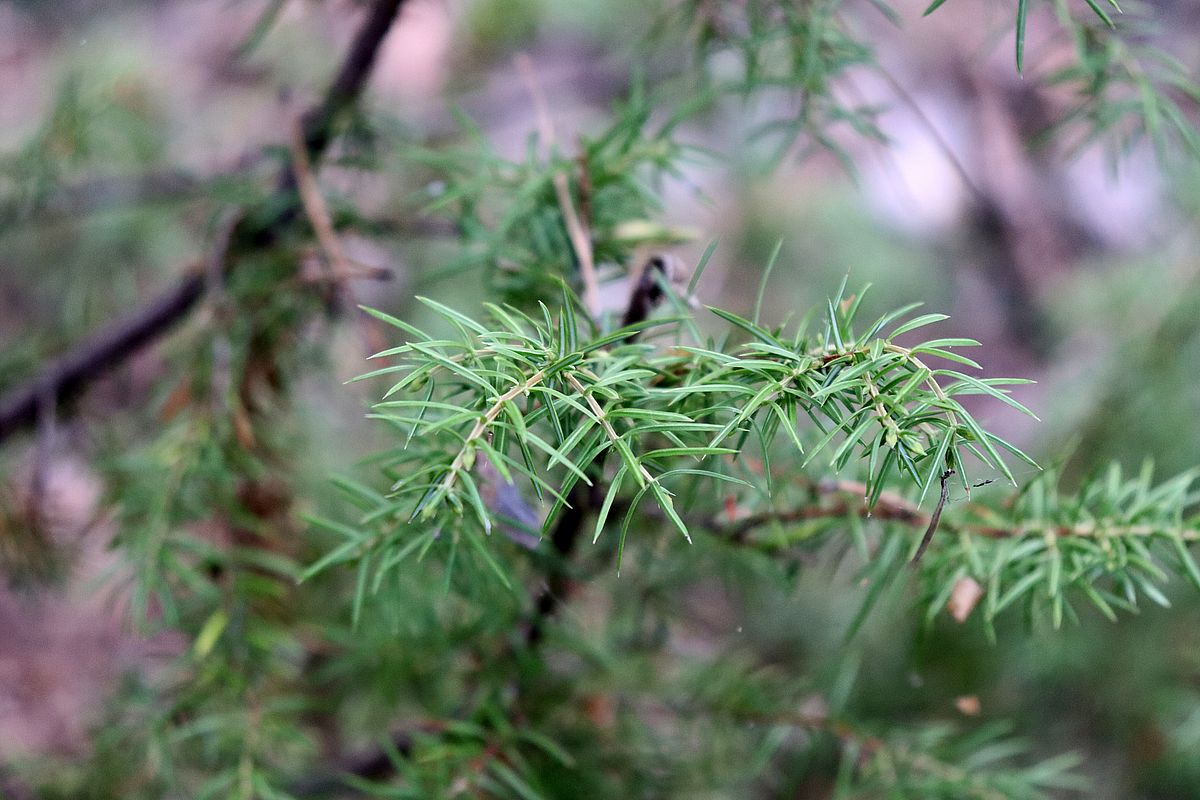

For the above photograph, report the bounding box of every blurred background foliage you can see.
[1,0,1199,798]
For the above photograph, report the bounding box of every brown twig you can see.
[515,53,601,318]
[911,469,953,565]
[523,481,599,647]
[0,0,409,444]
[708,478,1200,545]
[715,478,928,543]
[288,118,355,284]
[552,174,599,317]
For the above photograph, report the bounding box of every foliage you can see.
[2,0,1199,798]
[318,279,1035,583]
[656,0,1200,164]
[410,95,698,306]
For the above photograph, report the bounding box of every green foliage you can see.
[410,95,697,306]
[3,0,1199,798]
[312,280,1035,593]
[657,0,1200,164]
[827,721,1086,798]
[661,0,886,169]
[916,462,1200,632]
[1043,0,1200,159]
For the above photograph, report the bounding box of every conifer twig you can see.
[516,53,601,319]
[288,117,356,284]
[709,478,1200,544]
[0,0,410,444]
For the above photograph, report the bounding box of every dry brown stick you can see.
[552,173,599,317]
[288,118,355,283]
[0,0,409,444]
[515,54,601,318]
[709,478,1200,545]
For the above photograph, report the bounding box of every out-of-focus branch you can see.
[0,0,409,444]
[706,478,1200,544]
[289,119,355,284]
[0,271,209,442]
[516,54,601,318]
[712,479,927,543]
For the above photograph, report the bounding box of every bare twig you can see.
[0,270,207,441]
[515,54,601,318]
[0,0,410,444]
[870,61,986,206]
[288,118,355,284]
[911,469,953,565]
[523,480,596,647]
[515,54,557,155]
[553,174,600,317]
[708,477,1200,545]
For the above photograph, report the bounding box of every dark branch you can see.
[521,258,671,645]
[620,255,672,330]
[711,479,929,543]
[523,482,597,647]
[0,0,409,444]
[0,272,207,441]
[911,469,953,565]
[269,0,408,231]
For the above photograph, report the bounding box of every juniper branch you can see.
[0,0,410,444]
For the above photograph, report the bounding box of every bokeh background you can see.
[2,0,1199,797]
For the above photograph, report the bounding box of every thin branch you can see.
[0,0,410,444]
[871,61,986,206]
[516,53,601,318]
[911,468,953,565]
[288,118,355,284]
[564,373,656,489]
[553,173,600,318]
[521,264,666,646]
[0,270,207,442]
[708,478,1200,544]
[714,479,926,542]
[436,369,548,519]
[523,479,595,647]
